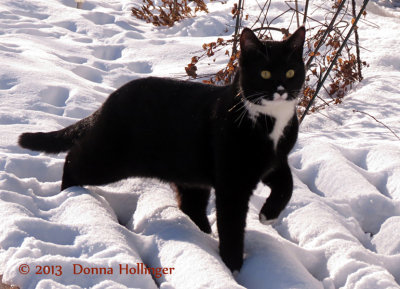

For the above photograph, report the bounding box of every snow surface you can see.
[1,0,400,288]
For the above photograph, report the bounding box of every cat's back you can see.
[114,77,225,105]
[102,76,230,126]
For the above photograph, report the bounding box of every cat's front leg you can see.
[215,186,252,272]
[259,161,293,224]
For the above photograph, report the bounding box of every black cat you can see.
[19,27,305,272]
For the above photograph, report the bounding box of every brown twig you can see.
[232,0,244,56]
[294,0,300,27]
[303,0,309,25]
[353,110,400,141]
[352,0,363,81]
[252,26,290,37]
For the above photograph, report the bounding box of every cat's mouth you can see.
[248,92,291,104]
[241,86,297,105]
[272,91,289,101]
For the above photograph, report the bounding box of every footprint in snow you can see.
[340,146,396,200]
[53,53,87,65]
[72,66,103,83]
[92,45,124,61]
[116,21,144,34]
[0,11,19,21]
[39,86,69,107]
[72,37,93,44]
[4,156,63,183]
[0,43,22,54]
[52,21,78,33]
[12,218,78,246]
[128,61,153,74]
[124,31,146,40]
[0,75,18,90]
[149,39,167,45]
[15,28,61,38]
[30,87,70,116]
[83,12,115,25]
[59,0,96,10]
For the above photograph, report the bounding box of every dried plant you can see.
[299,0,368,117]
[132,0,208,27]
[184,0,368,119]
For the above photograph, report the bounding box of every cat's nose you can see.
[276,85,285,95]
[273,86,288,100]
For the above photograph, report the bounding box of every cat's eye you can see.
[260,70,271,79]
[286,69,295,78]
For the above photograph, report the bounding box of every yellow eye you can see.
[261,70,271,79]
[286,69,295,78]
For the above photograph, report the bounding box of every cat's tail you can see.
[18,111,99,154]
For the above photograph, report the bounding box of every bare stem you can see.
[295,0,300,27]
[353,110,400,141]
[352,0,363,81]
[232,0,244,56]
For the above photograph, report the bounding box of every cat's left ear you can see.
[286,26,306,54]
[240,28,263,53]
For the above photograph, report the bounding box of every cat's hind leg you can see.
[259,160,293,224]
[174,184,211,234]
[61,141,128,191]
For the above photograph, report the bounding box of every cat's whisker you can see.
[247,92,266,99]
[288,89,301,97]
[229,89,266,113]
[239,88,266,98]
[252,95,267,104]
[229,97,247,112]
[232,93,269,127]
[235,103,247,118]
[234,104,249,127]
[237,111,248,127]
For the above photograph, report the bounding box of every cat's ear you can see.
[240,28,263,53]
[286,26,306,53]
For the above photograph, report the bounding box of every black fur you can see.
[18,27,306,272]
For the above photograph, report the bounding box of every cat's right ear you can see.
[240,28,263,53]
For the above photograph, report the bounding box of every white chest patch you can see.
[244,99,297,149]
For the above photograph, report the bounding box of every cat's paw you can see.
[232,270,240,278]
[259,213,277,225]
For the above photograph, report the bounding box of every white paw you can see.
[259,213,277,225]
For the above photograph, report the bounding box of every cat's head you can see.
[238,27,306,104]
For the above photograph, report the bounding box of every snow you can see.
[1,0,400,288]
